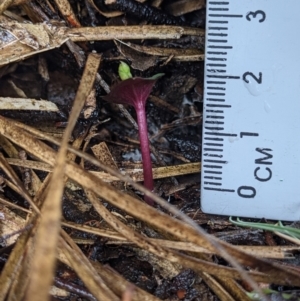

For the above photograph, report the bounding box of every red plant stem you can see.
[135,102,154,206]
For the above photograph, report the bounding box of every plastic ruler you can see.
[201,1,300,221]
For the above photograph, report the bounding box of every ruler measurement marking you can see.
[208,33,228,36]
[204,159,227,163]
[207,52,227,55]
[205,121,225,124]
[240,132,259,138]
[207,32,228,37]
[206,64,227,67]
[208,27,228,30]
[207,87,226,91]
[207,57,227,61]
[207,75,240,79]
[206,116,224,119]
[205,121,224,124]
[204,176,222,180]
[205,132,237,137]
[204,187,235,192]
[203,170,223,174]
[204,182,222,186]
[204,155,224,158]
[207,92,226,96]
[208,46,232,49]
[206,98,225,101]
[209,8,229,11]
[204,137,224,141]
[206,104,231,107]
[207,69,227,73]
[204,143,223,146]
[204,165,223,169]
[207,115,225,118]
[207,39,228,43]
[207,81,226,84]
[203,149,223,152]
[209,14,243,18]
[204,127,224,131]
[208,21,228,24]
[208,2,229,4]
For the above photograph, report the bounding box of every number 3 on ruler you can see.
[246,10,266,23]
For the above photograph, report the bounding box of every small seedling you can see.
[103,62,164,205]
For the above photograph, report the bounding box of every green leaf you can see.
[148,73,165,80]
[118,61,132,80]
[229,217,300,240]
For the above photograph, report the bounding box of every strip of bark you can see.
[104,0,184,25]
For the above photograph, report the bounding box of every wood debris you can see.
[0,97,58,111]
